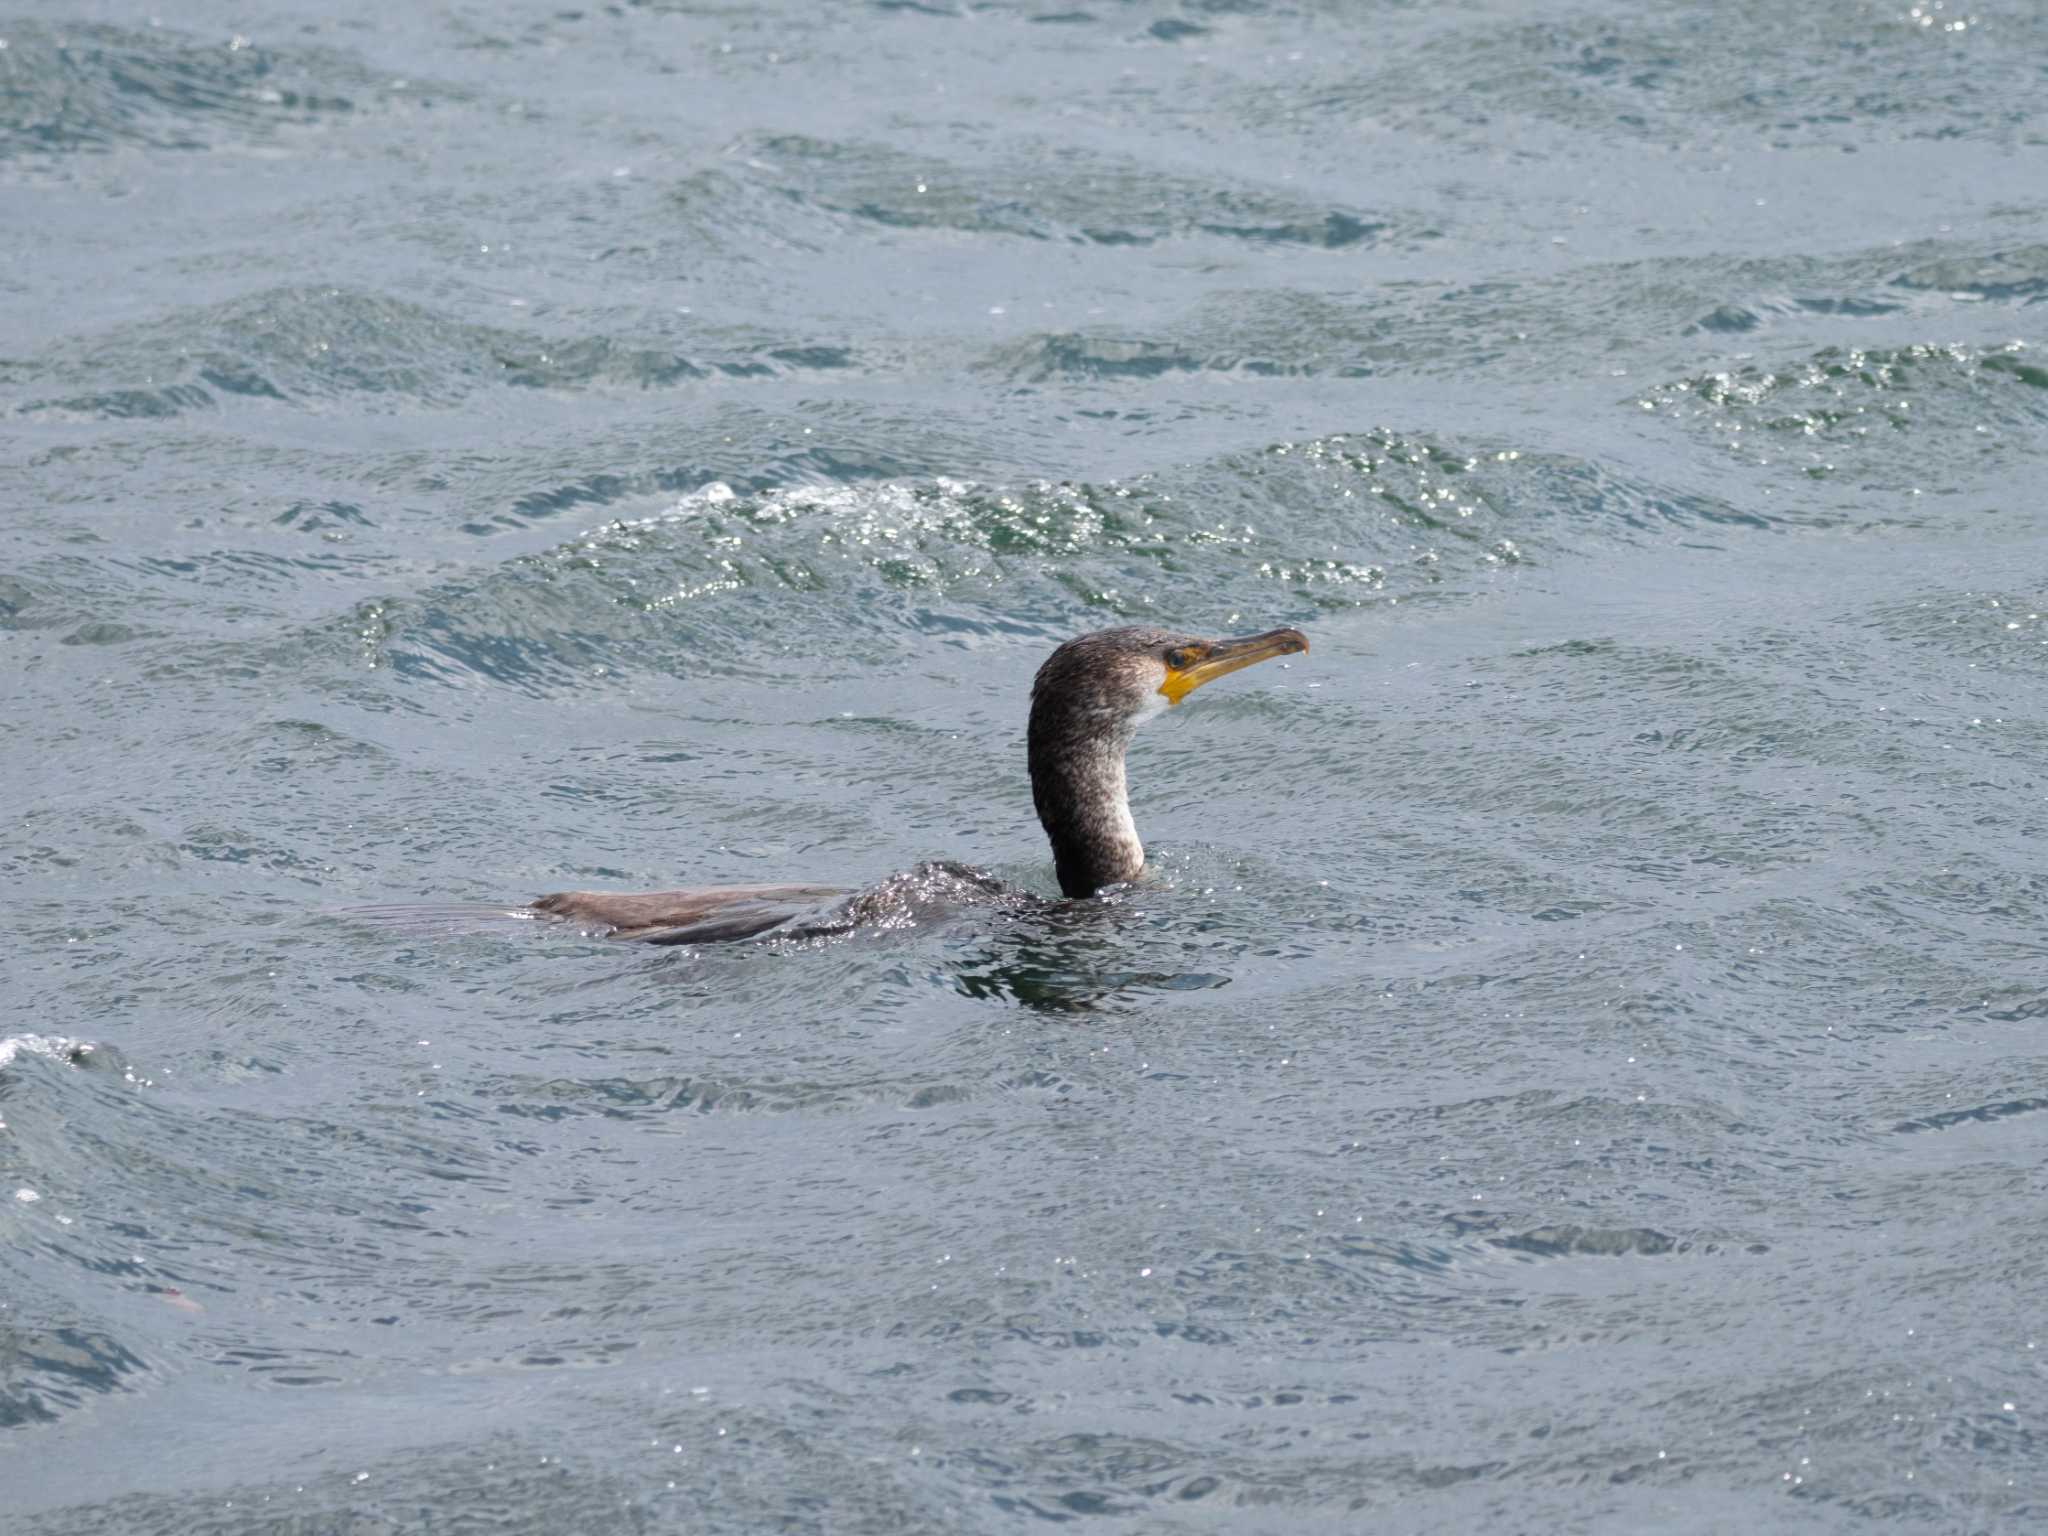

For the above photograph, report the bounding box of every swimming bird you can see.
[423,625,1305,944]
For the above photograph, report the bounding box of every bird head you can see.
[1030,624,1310,737]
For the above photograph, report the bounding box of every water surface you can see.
[4,0,2047,1529]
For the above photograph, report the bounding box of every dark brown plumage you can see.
[529,623,1307,938]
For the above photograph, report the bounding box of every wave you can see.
[0,21,421,161]
[6,286,869,421]
[674,131,1434,253]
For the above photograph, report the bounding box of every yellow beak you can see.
[1158,628,1310,706]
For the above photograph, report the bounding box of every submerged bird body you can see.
[518,624,1306,942]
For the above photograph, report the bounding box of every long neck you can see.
[1029,711,1144,898]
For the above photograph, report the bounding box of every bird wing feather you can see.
[529,885,845,944]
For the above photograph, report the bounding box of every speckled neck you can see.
[1028,697,1144,898]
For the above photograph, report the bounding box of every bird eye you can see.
[1165,647,1194,669]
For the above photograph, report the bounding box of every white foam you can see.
[0,1034,92,1070]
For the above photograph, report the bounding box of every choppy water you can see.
[4,0,2046,1529]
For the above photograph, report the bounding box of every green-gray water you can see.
[4,1,2046,1529]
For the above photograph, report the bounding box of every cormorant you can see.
[370,625,1307,944]
[529,625,1307,942]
